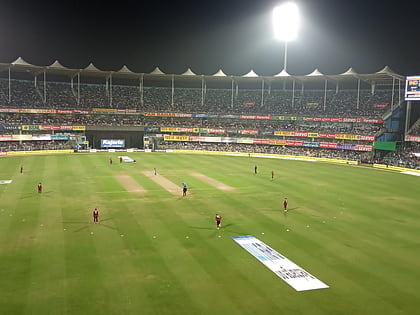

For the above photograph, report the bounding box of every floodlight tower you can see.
[273,2,300,72]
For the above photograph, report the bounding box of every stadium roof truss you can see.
[0,57,404,86]
[0,57,406,111]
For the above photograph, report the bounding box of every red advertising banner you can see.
[304,116,382,124]
[0,135,13,141]
[240,115,272,120]
[0,151,7,156]
[406,135,420,142]
[342,118,357,122]
[253,138,270,145]
[241,130,259,135]
[56,109,75,114]
[175,113,193,118]
[320,142,338,149]
[356,135,375,141]
[19,108,57,114]
[374,103,388,108]
[55,109,90,114]
[145,112,177,117]
[177,127,195,133]
[286,140,303,146]
[74,110,92,115]
[41,125,74,131]
[0,108,20,113]
[291,132,308,137]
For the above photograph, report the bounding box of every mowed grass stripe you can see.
[0,156,32,244]
[128,197,281,315]
[115,174,147,194]
[78,156,203,314]
[0,156,46,314]
[101,201,204,314]
[24,156,67,314]
[60,154,111,314]
[81,154,191,314]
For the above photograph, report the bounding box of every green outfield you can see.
[0,152,419,315]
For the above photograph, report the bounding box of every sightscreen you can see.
[100,139,125,148]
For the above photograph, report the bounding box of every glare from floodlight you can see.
[273,2,300,42]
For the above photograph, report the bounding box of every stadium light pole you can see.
[273,2,300,72]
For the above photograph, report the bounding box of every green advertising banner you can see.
[373,141,396,151]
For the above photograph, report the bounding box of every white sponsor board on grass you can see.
[401,171,420,177]
[0,180,12,184]
[118,156,136,163]
[232,235,329,291]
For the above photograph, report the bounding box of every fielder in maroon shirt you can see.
[93,208,99,223]
[37,182,42,194]
[215,214,222,229]
[283,198,288,212]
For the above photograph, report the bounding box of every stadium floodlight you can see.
[273,2,300,72]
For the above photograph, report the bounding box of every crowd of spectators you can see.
[0,78,400,117]
[0,140,72,151]
[377,143,420,169]
[408,118,420,136]
[158,141,420,169]
[158,142,367,161]
[0,112,382,135]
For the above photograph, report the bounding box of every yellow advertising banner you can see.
[72,126,86,131]
[92,108,116,112]
[164,135,190,141]
[161,127,179,132]
[335,134,357,140]
[22,125,41,131]
[269,139,287,145]
[274,131,292,136]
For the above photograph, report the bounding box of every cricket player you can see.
[182,183,187,196]
[37,182,42,194]
[283,198,288,212]
[93,208,99,223]
[215,214,222,229]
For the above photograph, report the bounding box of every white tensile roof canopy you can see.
[0,57,404,85]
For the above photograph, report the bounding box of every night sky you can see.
[0,0,418,76]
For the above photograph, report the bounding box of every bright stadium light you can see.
[273,2,300,72]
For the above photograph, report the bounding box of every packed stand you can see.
[0,78,400,117]
[158,142,366,161]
